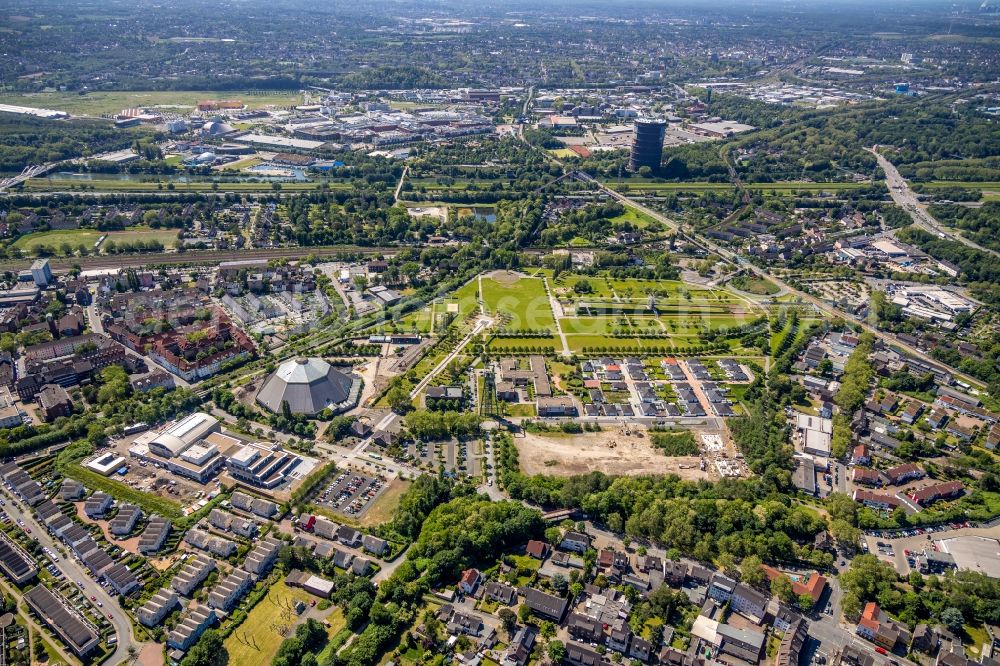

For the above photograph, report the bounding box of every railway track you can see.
[0,245,397,272]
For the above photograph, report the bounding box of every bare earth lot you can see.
[515,428,711,480]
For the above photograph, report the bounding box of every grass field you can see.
[0,89,303,116]
[11,227,180,253]
[488,335,560,350]
[481,273,555,329]
[609,207,660,229]
[224,580,313,665]
[920,181,1000,192]
[63,464,183,520]
[731,276,781,295]
[545,271,739,305]
[355,478,410,528]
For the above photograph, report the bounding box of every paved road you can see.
[540,276,571,357]
[870,148,999,259]
[2,490,139,665]
[393,165,409,203]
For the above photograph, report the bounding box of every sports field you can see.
[11,227,180,254]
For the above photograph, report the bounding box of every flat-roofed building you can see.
[24,585,100,656]
[86,452,126,477]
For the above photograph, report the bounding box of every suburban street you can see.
[1,489,140,665]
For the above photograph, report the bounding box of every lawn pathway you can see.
[541,277,571,357]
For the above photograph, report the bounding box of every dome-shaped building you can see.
[201,120,235,136]
[256,358,361,416]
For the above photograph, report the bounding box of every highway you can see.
[870,148,999,259]
[1,490,139,665]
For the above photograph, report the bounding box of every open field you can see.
[544,271,740,305]
[11,227,179,253]
[0,89,303,116]
[481,272,555,329]
[488,335,560,350]
[224,580,313,666]
[354,478,410,528]
[515,427,712,479]
[63,463,184,520]
[920,181,1000,189]
[609,207,660,229]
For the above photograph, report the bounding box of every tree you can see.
[771,574,795,603]
[740,555,766,588]
[827,493,859,525]
[548,640,567,662]
[941,607,964,634]
[830,519,861,553]
[498,608,518,636]
[518,603,531,623]
[181,630,227,666]
[387,386,413,414]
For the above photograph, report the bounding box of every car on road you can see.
[107,613,113,620]
[90,595,97,601]
[876,648,888,655]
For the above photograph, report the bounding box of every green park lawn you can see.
[481,273,555,329]
[11,227,180,254]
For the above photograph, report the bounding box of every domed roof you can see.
[201,120,234,135]
[256,358,358,416]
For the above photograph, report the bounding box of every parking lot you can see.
[315,470,387,518]
[404,439,483,480]
[862,520,982,573]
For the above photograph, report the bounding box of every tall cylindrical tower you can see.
[629,118,667,172]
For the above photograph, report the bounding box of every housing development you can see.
[0,2,998,666]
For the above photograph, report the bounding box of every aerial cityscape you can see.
[0,1,998,666]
